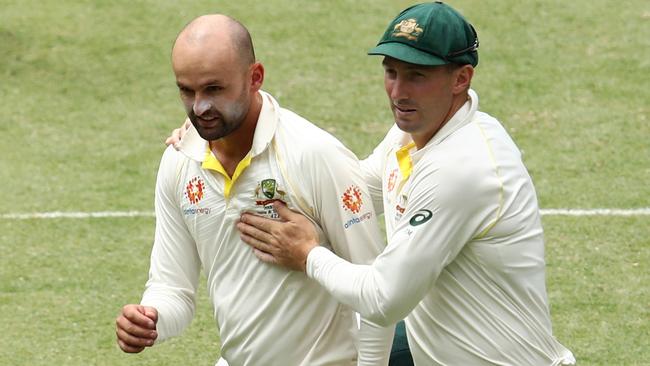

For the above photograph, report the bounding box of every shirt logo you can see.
[409,209,433,226]
[387,169,398,192]
[254,178,286,203]
[342,185,363,214]
[185,176,205,205]
[394,194,408,222]
[261,179,277,199]
[253,178,287,219]
[392,19,423,41]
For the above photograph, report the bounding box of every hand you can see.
[237,201,320,272]
[164,118,191,150]
[115,304,158,353]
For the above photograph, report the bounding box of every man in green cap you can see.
[236,2,576,365]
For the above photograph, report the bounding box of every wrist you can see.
[304,245,330,277]
[300,242,317,272]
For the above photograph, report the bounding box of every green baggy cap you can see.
[369,1,479,67]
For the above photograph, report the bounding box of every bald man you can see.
[115,14,393,365]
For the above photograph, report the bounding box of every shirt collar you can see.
[423,88,479,148]
[177,90,280,162]
[391,88,479,162]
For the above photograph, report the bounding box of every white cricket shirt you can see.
[141,91,392,365]
[308,90,576,365]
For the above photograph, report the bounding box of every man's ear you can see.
[453,65,473,94]
[249,62,264,93]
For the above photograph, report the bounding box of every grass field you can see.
[1,0,648,365]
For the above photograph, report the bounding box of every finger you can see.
[117,338,146,353]
[272,201,299,221]
[116,316,158,339]
[239,230,276,253]
[172,128,182,140]
[239,212,281,234]
[237,220,278,244]
[183,117,191,131]
[252,248,278,264]
[116,326,156,348]
[123,306,156,329]
[143,307,158,323]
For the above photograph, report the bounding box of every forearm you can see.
[307,247,411,326]
[357,316,394,366]
[147,147,201,341]
[141,284,196,341]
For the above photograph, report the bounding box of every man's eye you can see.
[206,85,223,92]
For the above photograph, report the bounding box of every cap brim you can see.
[368,42,448,66]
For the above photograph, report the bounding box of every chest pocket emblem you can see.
[261,179,277,199]
[254,178,286,202]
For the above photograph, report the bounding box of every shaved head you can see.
[171,14,264,142]
[174,14,255,67]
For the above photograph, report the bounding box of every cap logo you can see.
[392,19,423,41]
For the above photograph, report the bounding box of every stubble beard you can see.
[188,94,250,142]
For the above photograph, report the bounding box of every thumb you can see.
[143,306,158,324]
[273,200,296,221]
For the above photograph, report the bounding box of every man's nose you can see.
[389,77,407,101]
[193,98,212,116]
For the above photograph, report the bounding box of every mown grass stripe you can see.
[1,208,649,219]
[0,211,156,219]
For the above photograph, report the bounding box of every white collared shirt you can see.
[141,91,392,365]
[308,90,576,365]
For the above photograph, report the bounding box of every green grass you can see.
[1,0,648,365]
[544,216,649,365]
[0,219,217,365]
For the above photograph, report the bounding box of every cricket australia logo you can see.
[342,185,363,214]
[392,19,423,41]
[185,176,205,205]
[253,178,287,220]
[255,179,286,202]
[261,179,277,199]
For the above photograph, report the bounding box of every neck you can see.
[210,92,263,174]
[412,91,469,149]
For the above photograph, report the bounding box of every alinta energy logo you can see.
[185,176,205,205]
[342,185,372,229]
[342,185,363,214]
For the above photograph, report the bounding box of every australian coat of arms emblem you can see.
[392,18,423,40]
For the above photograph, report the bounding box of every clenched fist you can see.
[115,304,158,353]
